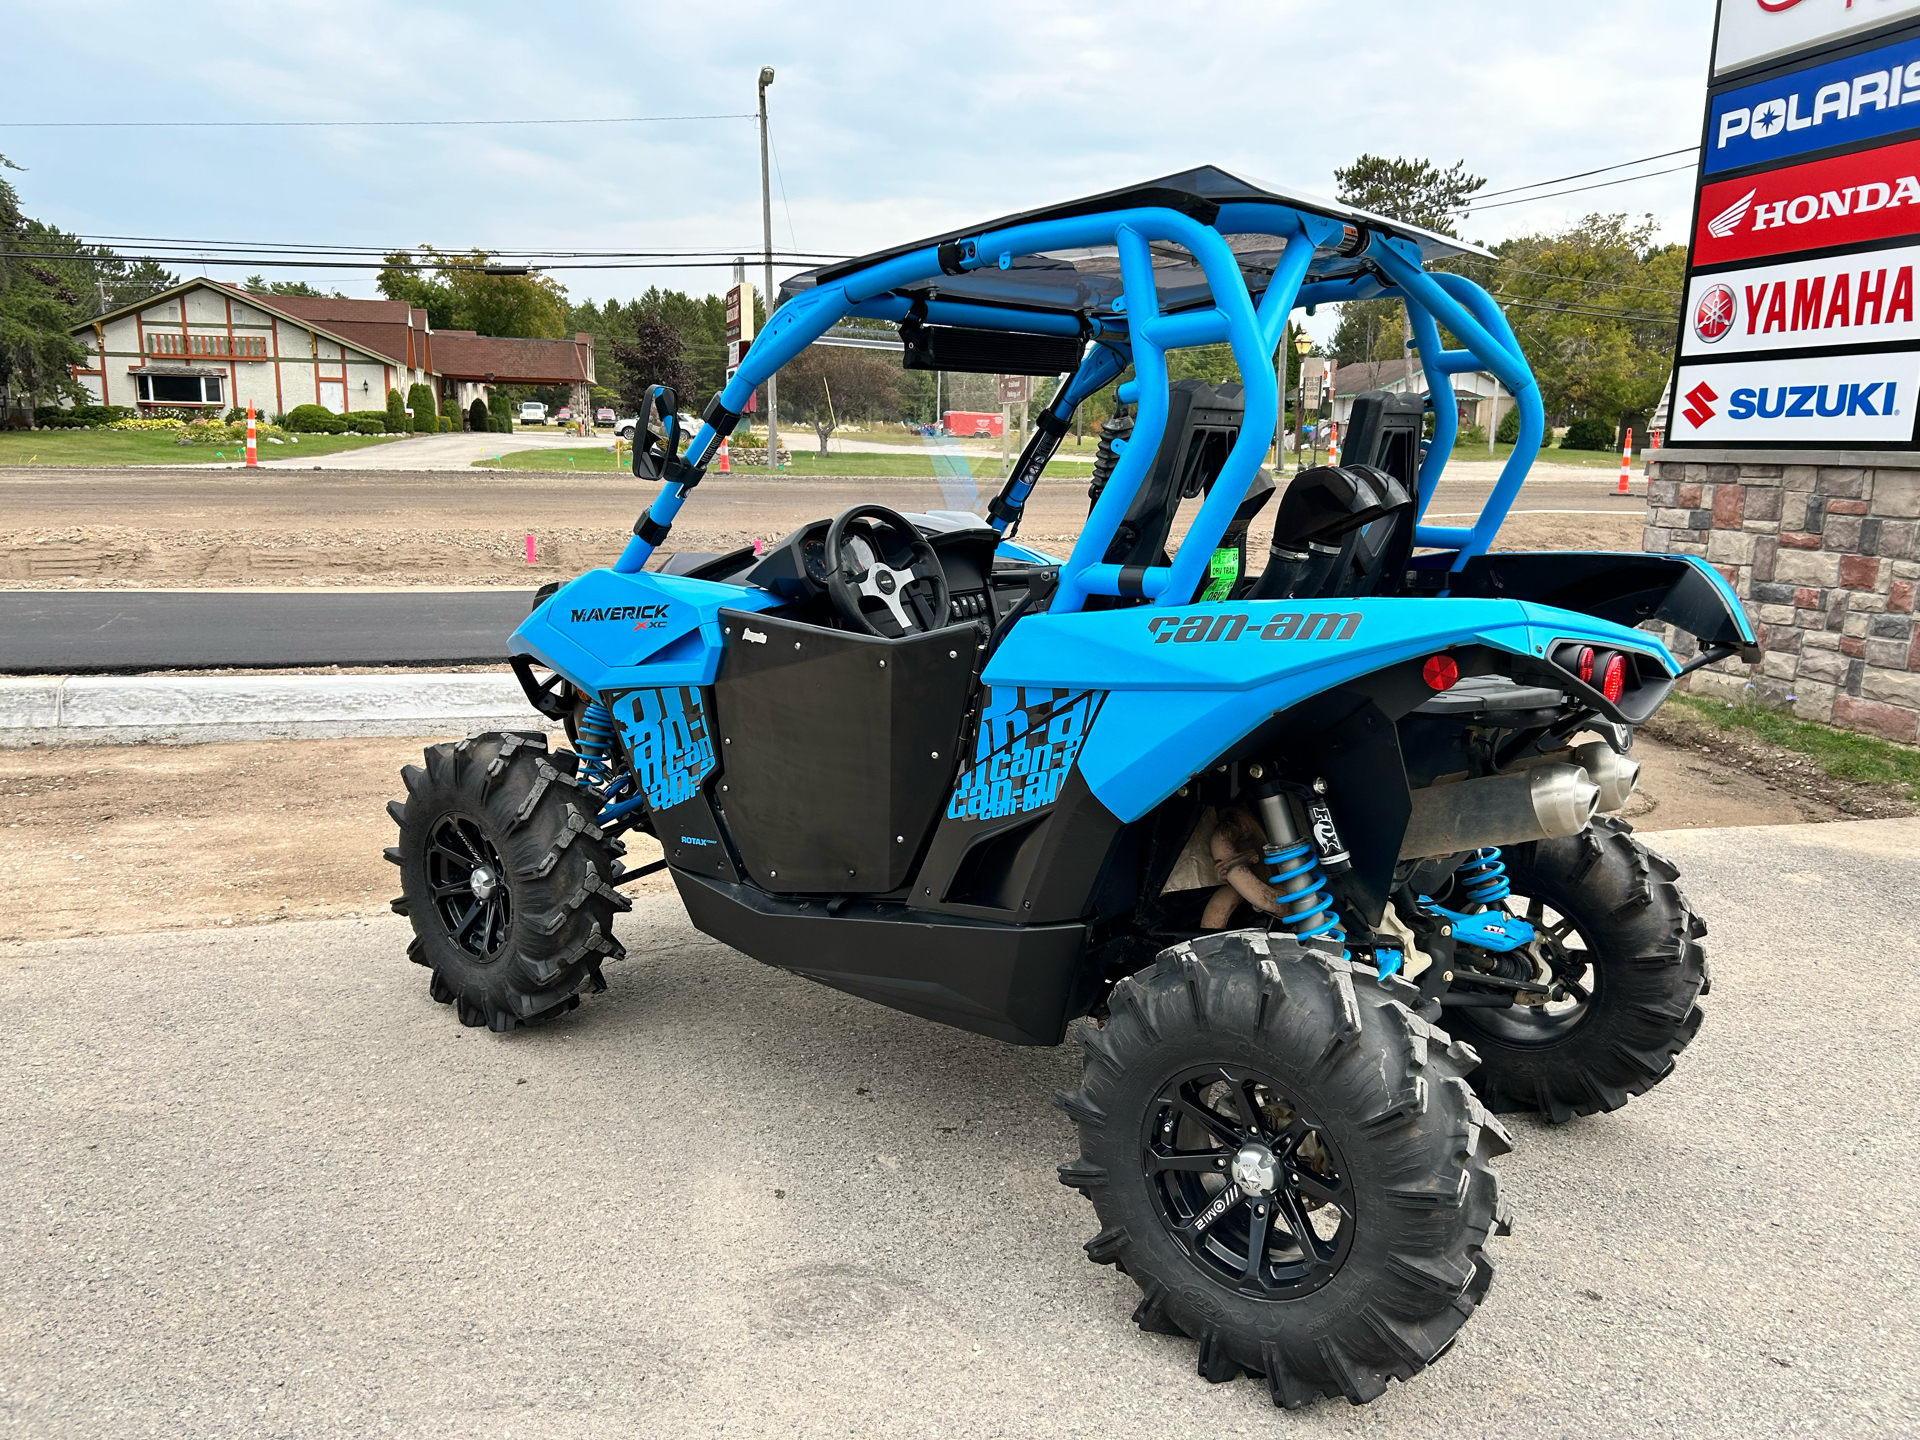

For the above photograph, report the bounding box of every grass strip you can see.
[1668,691,1920,801]
[1,430,410,467]
[477,446,1094,477]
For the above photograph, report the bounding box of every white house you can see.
[1328,359,1511,436]
[69,278,597,421]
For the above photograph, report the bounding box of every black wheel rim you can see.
[1458,889,1598,1046]
[427,813,512,960]
[1142,1066,1356,1299]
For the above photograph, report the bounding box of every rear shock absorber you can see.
[1253,787,1348,959]
[1454,846,1510,906]
[573,699,617,791]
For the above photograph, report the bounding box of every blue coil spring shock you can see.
[1265,840,1348,959]
[574,700,617,791]
[1455,847,1511,906]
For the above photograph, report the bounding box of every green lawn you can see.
[1443,441,1641,470]
[479,446,1095,478]
[0,430,411,467]
[1669,692,1920,802]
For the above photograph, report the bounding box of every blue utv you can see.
[384,168,1754,1408]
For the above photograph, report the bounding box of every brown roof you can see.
[433,332,596,386]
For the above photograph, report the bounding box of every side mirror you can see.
[632,385,685,481]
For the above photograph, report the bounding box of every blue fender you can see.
[982,597,1676,822]
[509,567,779,692]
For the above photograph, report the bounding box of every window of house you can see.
[136,374,223,405]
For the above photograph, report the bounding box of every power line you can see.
[1460,163,1697,215]
[0,113,755,129]
[0,249,826,272]
[1468,146,1699,203]
[67,235,848,260]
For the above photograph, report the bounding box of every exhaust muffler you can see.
[1400,763,1600,860]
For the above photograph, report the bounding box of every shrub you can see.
[1560,417,1616,451]
[436,415,449,432]
[385,388,407,433]
[285,404,347,434]
[347,412,388,435]
[1496,404,1521,445]
[34,404,135,428]
[108,416,185,430]
[487,392,513,433]
[469,398,488,434]
[1454,424,1487,448]
[407,382,438,433]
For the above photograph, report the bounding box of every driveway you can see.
[253,430,605,472]
[5,818,1912,1438]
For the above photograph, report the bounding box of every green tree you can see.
[0,155,88,425]
[608,309,700,415]
[377,248,570,337]
[1330,155,1487,373]
[385,388,407,433]
[244,274,342,299]
[406,381,437,433]
[779,344,901,454]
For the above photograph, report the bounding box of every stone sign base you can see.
[1644,449,1920,744]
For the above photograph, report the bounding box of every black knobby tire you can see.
[385,731,628,1032]
[1057,931,1512,1408]
[1450,816,1708,1123]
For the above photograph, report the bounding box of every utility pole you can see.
[758,67,779,473]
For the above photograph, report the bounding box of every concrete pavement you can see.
[5,817,1914,1438]
[0,589,536,672]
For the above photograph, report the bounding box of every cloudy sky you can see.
[5,0,1718,326]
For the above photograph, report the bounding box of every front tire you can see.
[1057,932,1511,1408]
[1447,816,1708,1123]
[386,731,628,1032]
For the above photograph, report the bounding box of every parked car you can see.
[518,402,547,426]
[596,407,616,427]
[613,417,638,440]
[556,406,572,423]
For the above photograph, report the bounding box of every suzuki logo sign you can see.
[1671,352,1920,442]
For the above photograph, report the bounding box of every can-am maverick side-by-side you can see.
[384,167,1752,1408]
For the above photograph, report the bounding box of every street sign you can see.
[998,374,1031,404]
[725,282,757,347]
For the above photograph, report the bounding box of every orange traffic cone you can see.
[717,436,730,472]
[1614,427,1634,496]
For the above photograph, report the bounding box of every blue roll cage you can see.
[612,199,1547,611]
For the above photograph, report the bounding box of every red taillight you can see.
[1600,651,1628,703]
[1422,653,1459,690]
[1575,645,1596,684]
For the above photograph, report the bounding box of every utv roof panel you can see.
[779,164,1491,321]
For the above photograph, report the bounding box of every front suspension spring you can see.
[1455,846,1511,906]
[574,700,617,791]
[1265,839,1348,959]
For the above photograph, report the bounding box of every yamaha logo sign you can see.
[1680,246,1920,356]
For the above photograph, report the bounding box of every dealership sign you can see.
[1670,350,1920,441]
[1708,32,1920,174]
[1716,0,1920,77]
[1682,245,1920,355]
[1692,134,1920,264]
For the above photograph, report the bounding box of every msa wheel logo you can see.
[1693,285,1737,343]
[1682,382,1719,429]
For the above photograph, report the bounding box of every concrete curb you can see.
[0,673,554,747]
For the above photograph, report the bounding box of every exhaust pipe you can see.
[1571,739,1641,813]
[1400,763,1600,860]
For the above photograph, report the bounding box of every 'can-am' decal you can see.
[946,687,1104,822]
[1147,611,1362,643]
[610,686,715,809]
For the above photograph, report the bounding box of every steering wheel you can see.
[824,504,950,638]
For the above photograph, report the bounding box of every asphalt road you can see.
[0,589,536,672]
[8,818,1914,1438]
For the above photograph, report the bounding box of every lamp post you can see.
[1293,330,1314,470]
[758,67,779,473]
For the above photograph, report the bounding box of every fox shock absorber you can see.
[1252,781,1351,959]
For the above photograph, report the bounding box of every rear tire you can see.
[1057,931,1511,1408]
[1449,816,1708,1123]
[386,731,628,1032]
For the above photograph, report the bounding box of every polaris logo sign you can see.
[1681,246,1920,354]
[1708,32,1920,174]
[1692,135,1920,265]
[1671,352,1920,441]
